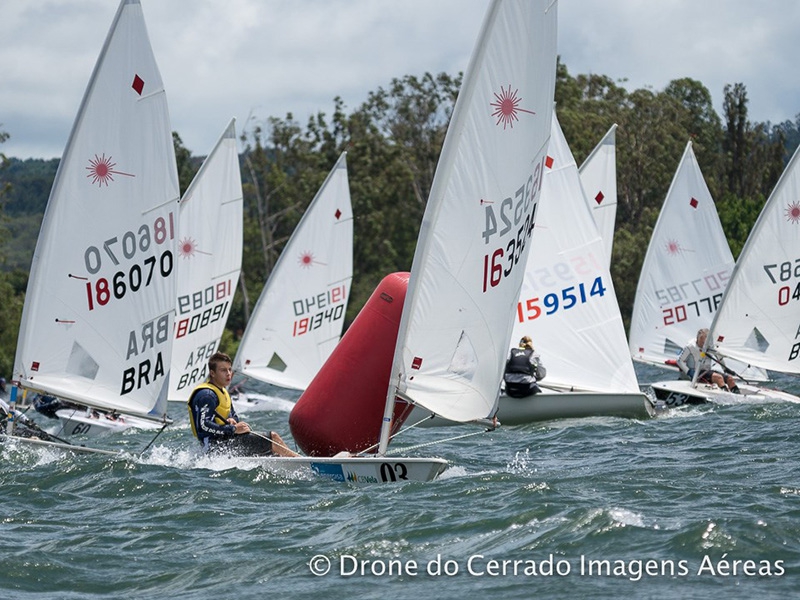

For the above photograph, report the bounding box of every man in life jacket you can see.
[503,335,546,398]
[187,351,299,456]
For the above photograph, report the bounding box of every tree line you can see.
[2,60,799,380]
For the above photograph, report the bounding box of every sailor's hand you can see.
[233,421,251,434]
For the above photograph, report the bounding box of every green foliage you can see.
[1,63,798,372]
[173,131,197,196]
[0,126,25,378]
[0,270,26,379]
[716,191,764,259]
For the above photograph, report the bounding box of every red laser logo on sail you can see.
[299,251,316,268]
[178,237,198,258]
[785,201,800,224]
[665,239,682,255]
[86,154,134,187]
[490,85,535,129]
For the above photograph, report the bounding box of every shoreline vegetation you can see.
[2,63,799,378]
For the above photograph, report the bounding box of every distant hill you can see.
[1,157,58,272]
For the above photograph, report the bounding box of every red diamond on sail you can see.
[132,74,145,95]
[411,356,423,370]
[31,361,40,372]
[716,335,725,343]
[335,208,342,220]
[595,191,605,205]
[545,155,554,169]
[689,197,698,209]
[638,347,644,353]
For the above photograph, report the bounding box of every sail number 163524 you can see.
[481,158,545,293]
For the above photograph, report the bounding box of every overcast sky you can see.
[2,0,799,160]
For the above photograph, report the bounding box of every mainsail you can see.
[578,123,618,268]
[381,0,557,445]
[629,142,733,369]
[13,0,178,421]
[233,152,353,390]
[707,144,800,373]
[511,113,638,394]
[169,118,243,402]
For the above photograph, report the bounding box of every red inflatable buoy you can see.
[289,272,413,456]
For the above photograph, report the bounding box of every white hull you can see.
[409,388,655,427]
[650,379,800,407]
[0,433,121,456]
[55,408,168,438]
[2,434,446,483]
[239,455,448,483]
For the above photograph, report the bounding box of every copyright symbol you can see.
[309,554,331,576]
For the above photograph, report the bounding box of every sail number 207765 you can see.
[481,157,546,293]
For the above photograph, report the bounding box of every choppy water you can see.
[2,364,800,600]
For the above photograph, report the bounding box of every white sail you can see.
[169,119,243,402]
[707,144,800,374]
[512,112,638,394]
[384,0,557,430]
[12,0,178,421]
[233,152,353,390]
[578,124,618,267]
[629,142,733,368]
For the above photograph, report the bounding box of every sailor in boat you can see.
[503,336,547,398]
[677,328,740,393]
[187,352,299,457]
[1,397,60,443]
[31,394,79,420]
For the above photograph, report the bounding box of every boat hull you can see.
[0,433,122,456]
[410,389,655,427]
[1,433,447,483]
[239,455,448,483]
[650,379,800,407]
[55,408,167,437]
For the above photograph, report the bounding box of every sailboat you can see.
[498,113,651,423]
[232,151,353,404]
[630,142,734,373]
[410,113,650,427]
[7,0,178,440]
[578,124,618,268]
[168,119,243,403]
[649,144,800,405]
[243,0,558,481]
